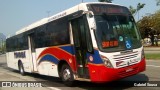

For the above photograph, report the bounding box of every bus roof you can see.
[16,2,124,35]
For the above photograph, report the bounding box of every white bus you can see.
[6,2,146,86]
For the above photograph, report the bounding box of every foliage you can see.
[156,0,160,6]
[137,10,160,46]
[137,3,145,11]
[129,6,136,15]
[98,0,113,3]
[152,11,160,35]
[129,3,145,16]
[0,40,6,53]
[138,16,154,37]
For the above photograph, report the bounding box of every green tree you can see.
[151,10,160,35]
[0,40,6,53]
[98,0,113,3]
[137,16,153,38]
[138,10,160,46]
[156,0,160,6]
[137,3,145,20]
[137,3,145,11]
[129,3,145,17]
[129,6,136,15]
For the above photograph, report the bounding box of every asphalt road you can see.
[0,54,160,90]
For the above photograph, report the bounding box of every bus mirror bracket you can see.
[83,11,93,18]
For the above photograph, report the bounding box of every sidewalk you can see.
[144,47,160,50]
[144,47,160,54]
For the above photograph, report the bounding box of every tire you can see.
[18,62,25,76]
[60,64,74,86]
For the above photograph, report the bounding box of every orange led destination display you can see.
[102,40,118,48]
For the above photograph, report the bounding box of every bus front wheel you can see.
[18,62,25,76]
[60,64,74,86]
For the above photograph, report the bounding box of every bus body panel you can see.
[6,50,32,73]
[35,45,76,77]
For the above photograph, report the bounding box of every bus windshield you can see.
[94,14,142,52]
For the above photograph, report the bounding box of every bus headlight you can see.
[101,55,113,68]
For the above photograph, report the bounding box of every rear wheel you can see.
[18,62,25,76]
[60,64,74,86]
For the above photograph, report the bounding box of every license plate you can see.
[126,68,133,72]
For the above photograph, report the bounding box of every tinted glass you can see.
[95,15,142,52]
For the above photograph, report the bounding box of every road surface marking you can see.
[147,60,160,62]
[47,87,61,90]
[147,65,160,68]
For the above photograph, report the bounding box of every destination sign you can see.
[88,4,131,15]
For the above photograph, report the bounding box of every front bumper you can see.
[88,58,146,82]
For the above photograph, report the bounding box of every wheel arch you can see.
[18,59,22,68]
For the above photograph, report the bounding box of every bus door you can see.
[28,33,37,72]
[71,15,93,79]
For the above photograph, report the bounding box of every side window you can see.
[13,36,18,51]
[46,18,70,46]
[30,33,36,52]
[16,33,29,51]
[7,17,70,51]
[23,34,29,50]
[71,15,93,53]
[71,20,81,48]
[34,17,70,48]
[35,25,47,48]
[6,38,11,52]
[79,17,87,49]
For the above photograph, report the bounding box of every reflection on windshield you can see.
[95,15,142,52]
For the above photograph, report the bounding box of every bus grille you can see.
[113,51,138,61]
[112,51,140,68]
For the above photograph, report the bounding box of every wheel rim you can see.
[63,68,71,81]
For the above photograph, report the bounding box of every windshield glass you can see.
[94,14,142,52]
